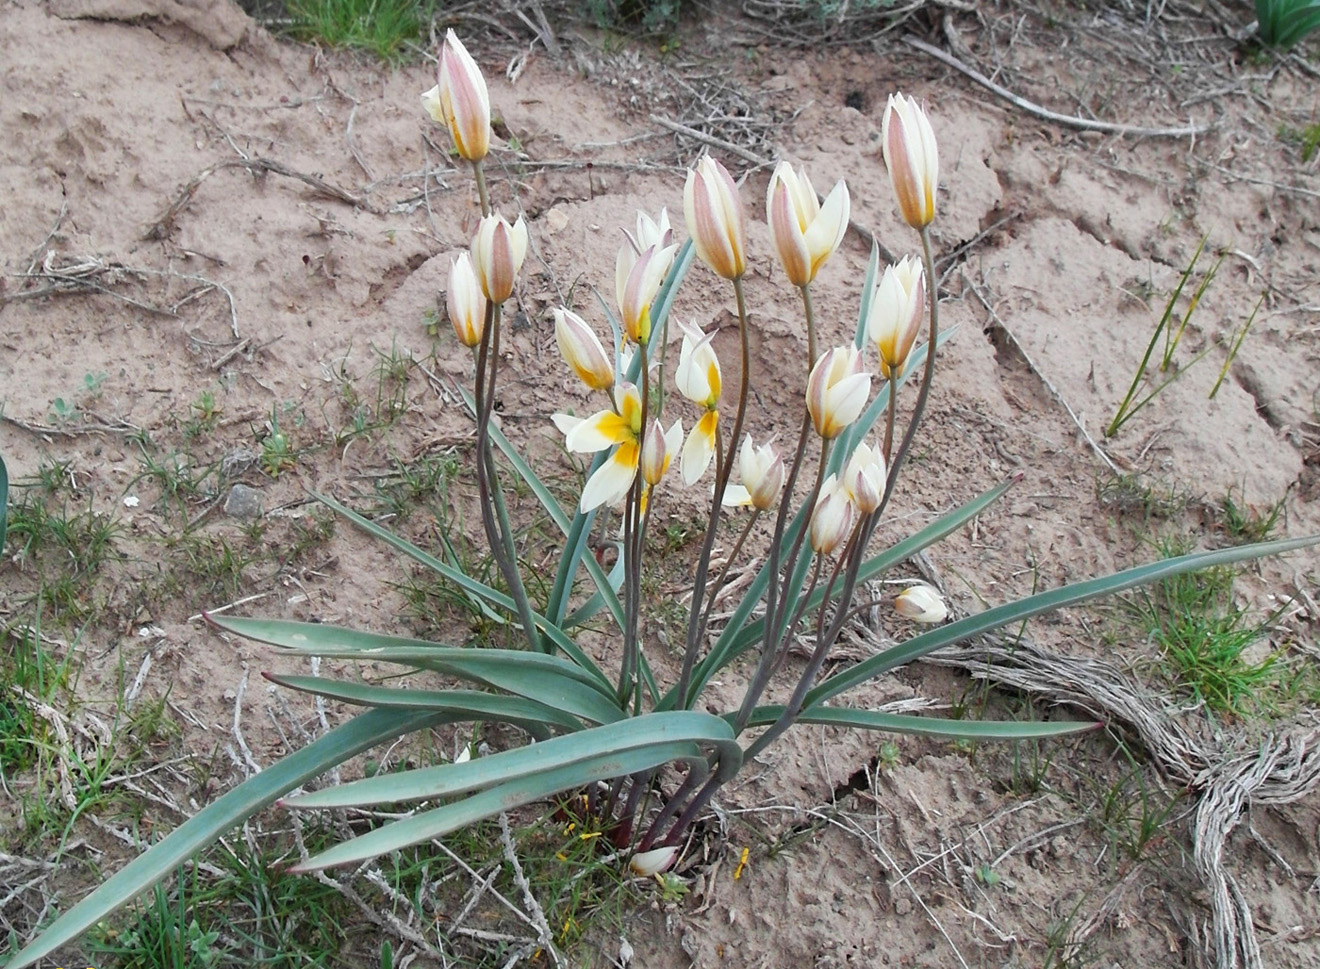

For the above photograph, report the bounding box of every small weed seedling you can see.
[1106,236,1224,438]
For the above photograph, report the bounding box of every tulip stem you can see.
[800,283,818,368]
[702,509,760,622]
[619,342,651,710]
[883,373,898,464]
[882,226,939,510]
[733,436,830,734]
[474,299,543,654]
[675,275,751,708]
[472,160,491,218]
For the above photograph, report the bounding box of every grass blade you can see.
[3,709,450,969]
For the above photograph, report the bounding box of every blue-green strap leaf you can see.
[739,704,1100,739]
[263,674,575,735]
[285,710,739,809]
[805,534,1320,710]
[4,709,451,969]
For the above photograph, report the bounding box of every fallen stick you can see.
[901,35,1214,139]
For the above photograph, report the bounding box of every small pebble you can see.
[224,483,264,519]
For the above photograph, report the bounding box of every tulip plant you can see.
[10,32,1318,969]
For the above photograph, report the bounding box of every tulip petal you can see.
[565,409,632,452]
[680,411,718,485]
[579,443,639,512]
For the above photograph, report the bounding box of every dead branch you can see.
[901,35,1214,139]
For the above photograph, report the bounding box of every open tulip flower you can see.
[675,322,722,485]
[766,162,850,287]
[428,29,490,163]
[722,435,784,510]
[563,383,644,512]
[882,93,939,230]
[446,252,486,348]
[684,156,746,281]
[806,346,872,439]
[867,256,926,379]
[616,207,674,306]
[554,309,614,392]
[471,214,528,304]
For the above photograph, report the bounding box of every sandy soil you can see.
[2,0,1319,966]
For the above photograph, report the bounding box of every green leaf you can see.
[459,386,570,535]
[4,709,450,969]
[670,474,1018,709]
[264,674,577,735]
[311,491,614,692]
[285,710,740,809]
[804,534,1320,710]
[209,616,624,726]
[291,743,706,872]
[739,704,1100,739]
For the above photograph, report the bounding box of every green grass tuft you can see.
[286,0,427,60]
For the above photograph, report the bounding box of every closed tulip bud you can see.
[432,31,490,162]
[806,346,872,439]
[866,256,926,379]
[554,309,613,392]
[629,845,678,876]
[683,156,746,280]
[446,252,486,347]
[882,93,939,229]
[738,436,784,511]
[843,440,886,515]
[766,162,850,287]
[471,214,528,304]
[619,242,677,345]
[640,418,683,487]
[894,584,948,623]
[809,476,854,557]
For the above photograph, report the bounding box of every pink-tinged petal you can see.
[579,443,639,512]
[630,845,678,876]
[471,214,526,304]
[882,94,938,229]
[684,157,745,281]
[437,31,490,162]
[809,478,855,557]
[554,308,613,391]
[768,178,810,287]
[565,409,632,452]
